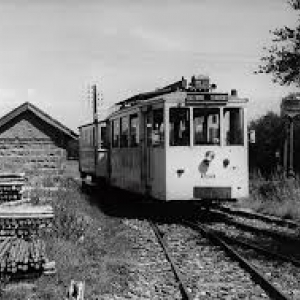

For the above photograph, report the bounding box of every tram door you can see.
[141,109,152,194]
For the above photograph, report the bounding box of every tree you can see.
[256,0,300,86]
[249,112,285,176]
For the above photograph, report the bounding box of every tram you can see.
[79,75,249,202]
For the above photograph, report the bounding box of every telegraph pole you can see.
[288,116,295,177]
[91,84,99,177]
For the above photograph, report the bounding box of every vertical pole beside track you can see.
[288,117,294,178]
[283,127,288,177]
[92,84,98,175]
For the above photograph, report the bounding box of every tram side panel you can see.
[140,107,167,201]
[108,109,167,199]
[79,125,96,178]
[110,148,143,193]
[146,147,167,200]
[109,113,144,195]
[95,123,109,180]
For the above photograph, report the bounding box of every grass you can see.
[239,172,300,221]
[1,169,135,300]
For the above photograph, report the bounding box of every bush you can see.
[249,112,284,176]
[241,172,300,220]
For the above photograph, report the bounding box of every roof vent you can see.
[190,75,210,91]
[231,89,237,96]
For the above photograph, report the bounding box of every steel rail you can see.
[212,210,300,244]
[149,221,193,300]
[215,230,300,267]
[183,220,292,300]
[218,206,300,229]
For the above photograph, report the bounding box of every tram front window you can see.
[169,108,190,146]
[152,109,164,146]
[224,108,244,145]
[193,108,220,145]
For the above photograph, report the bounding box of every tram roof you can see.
[115,77,248,109]
[80,76,248,125]
[116,78,187,107]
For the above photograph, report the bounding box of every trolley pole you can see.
[92,84,98,177]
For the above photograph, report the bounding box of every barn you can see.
[0,102,78,175]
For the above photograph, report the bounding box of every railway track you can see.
[211,209,300,245]
[210,208,300,261]
[215,206,300,235]
[219,206,300,228]
[148,219,296,299]
[184,220,300,299]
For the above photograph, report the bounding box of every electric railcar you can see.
[79,75,249,202]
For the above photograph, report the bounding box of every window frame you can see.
[111,118,120,148]
[192,107,221,146]
[129,113,139,147]
[223,107,245,146]
[151,108,165,147]
[120,116,129,148]
[169,107,191,147]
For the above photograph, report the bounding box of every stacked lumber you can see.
[0,237,47,274]
[0,205,54,238]
[0,173,55,277]
[0,173,25,204]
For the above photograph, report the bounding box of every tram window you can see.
[152,109,164,146]
[120,117,129,147]
[224,108,244,145]
[88,128,94,146]
[99,126,107,149]
[193,108,220,145]
[112,119,120,148]
[169,108,190,146]
[130,114,139,147]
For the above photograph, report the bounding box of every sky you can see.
[0,0,298,131]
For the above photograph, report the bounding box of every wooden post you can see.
[288,117,295,178]
[92,85,98,178]
[284,133,288,177]
[67,280,85,300]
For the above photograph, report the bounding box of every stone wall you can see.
[0,111,69,175]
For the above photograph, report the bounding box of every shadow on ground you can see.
[80,182,214,223]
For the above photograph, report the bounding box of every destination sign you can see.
[186,93,228,103]
[281,96,300,117]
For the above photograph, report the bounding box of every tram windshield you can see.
[169,108,190,146]
[193,108,220,145]
[168,106,244,146]
[223,108,244,145]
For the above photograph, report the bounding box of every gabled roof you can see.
[0,102,78,140]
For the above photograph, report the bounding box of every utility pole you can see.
[91,84,99,178]
[283,122,288,177]
[288,116,295,178]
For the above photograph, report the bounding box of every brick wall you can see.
[0,111,69,175]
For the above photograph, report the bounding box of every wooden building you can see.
[0,102,78,174]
